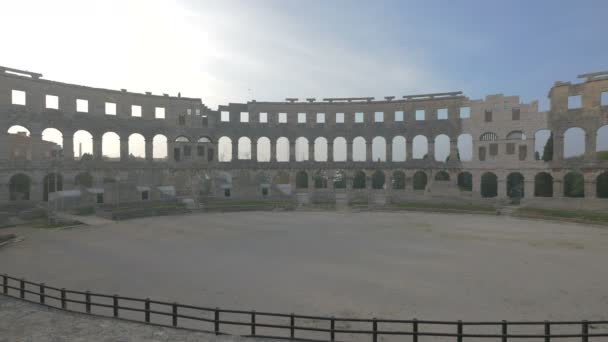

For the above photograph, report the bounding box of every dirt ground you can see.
[0,211,607,339]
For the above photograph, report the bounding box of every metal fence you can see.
[2,274,607,341]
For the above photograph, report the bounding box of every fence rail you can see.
[1,274,607,341]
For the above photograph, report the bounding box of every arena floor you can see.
[1,211,607,325]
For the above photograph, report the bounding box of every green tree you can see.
[542,132,553,161]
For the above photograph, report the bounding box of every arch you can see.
[507,172,525,198]
[43,173,63,202]
[7,125,30,136]
[9,173,30,201]
[481,172,497,198]
[175,136,190,143]
[41,127,63,147]
[457,172,472,191]
[274,171,290,185]
[333,170,347,189]
[564,172,584,197]
[333,137,347,162]
[197,136,212,143]
[371,170,385,189]
[152,134,168,160]
[128,133,146,159]
[352,137,366,161]
[73,130,93,159]
[391,136,406,161]
[295,171,309,189]
[434,134,450,162]
[413,171,427,190]
[480,132,498,141]
[563,127,585,158]
[534,172,553,197]
[218,136,232,162]
[238,137,252,160]
[276,137,290,162]
[392,171,405,190]
[372,137,386,162]
[353,171,366,189]
[256,137,271,162]
[314,137,328,162]
[101,132,120,159]
[534,129,552,161]
[596,172,608,198]
[412,135,428,159]
[434,171,450,181]
[295,137,309,161]
[596,125,608,160]
[314,170,329,188]
[457,134,473,161]
[74,172,93,188]
[507,130,526,140]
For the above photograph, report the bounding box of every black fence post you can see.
[173,303,178,327]
[85,291,91,313]
[545,321,550,342]
[582,320,588,342]
[290,313,295,339]
[413,319,418,342]
[113,295,119,317]
[19,278,24,299]
[457,320,463,342]
[373,318,378,342]
[145,298,150,323]
[251,310,256,336]
[2,274,7,295]
[61,288,66,309]
[502,320,507,342]
[39,283,45,304]
[330,316,335,342]
[214,307,220,334]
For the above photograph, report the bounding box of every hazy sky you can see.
[2,0,606,159]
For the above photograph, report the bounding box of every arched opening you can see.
[353,171,366,189]
[333,170,346,189]
[507,172,524,199]
[434,171,450,181]
[73,130,93,159]
[434,134,450,162]
[563,127,585,158]
[41,127,63,147]
[295,137,309,161]
[413,171,427,190]
[314,170,328,188]
[480,132,498,141]
[392,171,405,190]
[314,137,328,162]
[371,170,385,189]
[276,137,290,162]
[75,172,93,188]
[238,137,252,160]
[175,136,190,143]
[534,172,553,197]
[7,125,30,136]
[457,172,472,191]
[256,137,271,162]
[412,135,428,159]
[152,134,168,160]
[372,137,386,162]
[534,129,552,161]
[9,174,30,201]
[481,172,497,198]
[596,172,608,198]
[295,171,309,189]
[218,136,232,162]
[128,133,145,159]
[198,137,212,143]
[353,137,366,161]
[457,134,473,161]
[333,137,347,162]
[596,125,608,160]
[506,131,526,140]
[391,136,406,161]
[102,132,120,159]
[43,173,63,201]
[564,172,584,197]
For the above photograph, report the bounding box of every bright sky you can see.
[2,0,606,159]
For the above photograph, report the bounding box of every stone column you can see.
[553,179,564,198]
[406,139,413,161]
[450,140,459,161]
[308,142,314,162]
[327,142,334,162]
[251,140,257,161]
[347,142,353,161]
[585,180,596,199]
[270,140,277,162]
[585,133,596,160]
[232,142,238,161]
[386,141,393,162]
[93,135,103,160]
[308,171,315,191]
[553,135,564,161]
[524,180,534,199]
[427,142,435,161]
[497,179,507,199]
[472,172,481,198]
[62,134,74,160]
[145,137,153,161]
[366,142,372,162]
[120,137,129,161]
[289,142,296,161]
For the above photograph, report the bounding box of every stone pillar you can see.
[585,133,596,159]
[347,142,353,161]
[289,142,296,161]
[406,139,413,161]
[251,140,257,161]
[145,138,153,161]
[366,171,372,190]
[386,142,393,162]
[385,171,393,192]
[308,171,315,191]
[308,142,314,162]
[120,138,129,161]
[270,141,276,162]
[427,142,435,161]
[472,173,481,198]
[327,142,334,162]
[553,179,564,198]
[553,135,564,161]
[232,142,238,161]
[450,140,459,161]
[524,180,534,199]
[63,134,74,160]
[93,135,103,160]
[585,180,596,199]
[366,142,372,162]
[497,179,507,199]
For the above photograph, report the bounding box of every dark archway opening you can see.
[75,172,93,188]
[413,171,427,190]
[43,173,63,201]
[353,171,366,189]
[372,170,385,189]
[392,171,405,190]
[507,172,524,199]
[457,172,472,191]
[295,171,309,189]
[534,172,553,197]
[9,174,31,201]
[481,172,497,198]
[597,172,608,198]
[564,172,584,198]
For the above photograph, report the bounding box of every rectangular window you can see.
[197,145,205,157]
[518,145,527,161]
[178,115,186,126]
[355,112,364,123]
[394,111,404,122]
[374,112,384,122]
[141,191,149,201]
[224,189,231,197]
[76,99,88,113]
[568,95,582,109]
[262,187,268,196]
[278,112,287,123]
[96,193,104,204]
[336,112,345,123]
[155,107,165,119]
[105,102,116,115]
[478,147,486,161]
[11,90,26,105]
[506,143,515,155]
[187,108,192,115]
[45,95,59,109]
[512,108,520,120]
[459,107,471,119]
[489,143,498,156]
[484,110,492,122]
[196,109,201,115]
[437,108,448,120]
[221,111,230,122]
[298,112,306,123]
[316,113,325,123]
[601,91,608,106]
[202,116,208,127]
[183,145,191,157]
[207,148,214,161]
[131,105,142,117]
[415,109,425,121]
[259,112,268,123]
[240,112,249,122]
